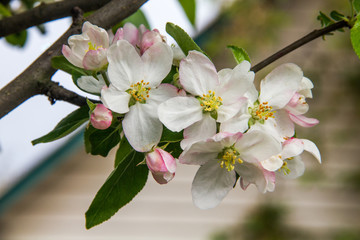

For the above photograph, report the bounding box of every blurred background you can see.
[1,0,360,239]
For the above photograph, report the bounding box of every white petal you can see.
[279,156,305,179]
[235,130,282,163]
[142,42,173,87]
[82,21,109,48]
[249,119,282,141]
[299,77,314,98]
[289,113,319,127]
[217,98,246,122]
[235,162,267,193]
[107,40,143,91]
[82,48,108,70]
[147,83,180,105]
[274,110,295,139]
[179,51,219,96]
[259,63,303,109]
[77,75,105,94]
[101,85,130,114]
[218,61,255,104]
[123,103,163,152]
[261,155,283,171]
[180,114,216,150]
[158,96,203,132]
[179,139,223,165]
[192,161,236,209]
[302,139,321,163]
[281,138,304,159]
[62,45,83,68]
[220,104,251,133]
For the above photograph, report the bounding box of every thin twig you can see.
[0,0,111,37]
[251,20,351,73]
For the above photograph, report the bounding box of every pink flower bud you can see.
[90,104,112,130]
[140,29,164,54]
[145,148,176,184]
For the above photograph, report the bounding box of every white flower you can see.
[101,40,175,152]
[179,131,281,209]
[158,50,254,149]
[62,21,109,70]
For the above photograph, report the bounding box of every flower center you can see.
[199,91,223,112]
[217,146,243,171]
[87,41,103,51]
[127,80,151,104]
[249,101,275,125]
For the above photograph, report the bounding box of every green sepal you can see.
[84,124,121,157]
[86,99,97,112]
[227,45,251,64]
[160,126,183,143]
[32,105,89,145]
[114,137,134,168]
[5,30,27,47]
[85,151,148,229]
[351,16,360,60]
[166,22,205,56]
[317,11,334,27]
[330,10,347,22]
[178,0,196,27]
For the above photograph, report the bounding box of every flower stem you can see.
[101,71,110,86]
[250,20,351,73]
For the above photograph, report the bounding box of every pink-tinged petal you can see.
[82,21,109,48]
[158,96,203,132]
[100,85,130,114]
[278,156,305,179]
[77,75,106,94]
[285,93,309,115]
[235,130,282,163]
[235,162,268,193]
[261,155,283,171]
[82,48,108,70]
[146,148,176,184]
[289,113,319,127]
[217,97,247,122]
[113,22,139,46]
[263,169,276,192]
[141,42,173,87]
[123,103,163,152]
[147,83,180,105]
[180,114,216,150]
[68,34,90,57]
[179,50,219,96]
[90,104,112,130]
[211,132,243,147]
[151,171,175,184]
[218,61,255,104]
[107,40,143,91]
[302,139,321,163]
[274,110,295,139]
[281,138,304,159]
[192,160,236,209]
[259,63,303,109]
[140,30,163,54]
[62,45,83,68]
[179,139,223,165]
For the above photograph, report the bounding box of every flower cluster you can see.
[63,21,321,209]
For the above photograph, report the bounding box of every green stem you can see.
[101,71,110,86]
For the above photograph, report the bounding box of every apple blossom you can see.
[100,40,176,152]
[90,104,112,130]
[62,21,109,70]
[158,50,254,149]
[76,73,107,95]
[179,131,281,209]
[145,148,176,184]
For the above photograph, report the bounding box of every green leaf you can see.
[84,125,121,157]
[351,16,360,59]
[115,137,134,167]
[5,30,27,47]
[85,151,148,229]
[178,0,196,27]
[330,10,346,21]
[160,126,183,143]
[317,11,334,27]
[32,105,89,145]
[353,0,360,14]
[0,3,12,17]
[227,45,251,64]
[51,56,92,76]
[166,22,205,56]
[112,10,150,33]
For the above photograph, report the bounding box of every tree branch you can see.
[0,0,148,119]
[250,20,351,73]
[0,0,112,37]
